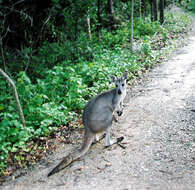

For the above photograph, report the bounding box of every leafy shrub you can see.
[188,0,195,11]
[134,18,161,38]
[165,11,191,34]
[100,27,129,48]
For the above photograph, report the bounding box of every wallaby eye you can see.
[116,85,118,87]
[122,83,124,86]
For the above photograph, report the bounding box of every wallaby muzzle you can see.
[117,110,123,116]
[118,89,122,95]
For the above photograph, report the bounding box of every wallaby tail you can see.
[47,130,94,177]
[47,154,73,177]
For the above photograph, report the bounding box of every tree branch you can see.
[130,0,134,51]
[0,68,26,127]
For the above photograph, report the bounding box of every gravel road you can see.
[2,20,195,190]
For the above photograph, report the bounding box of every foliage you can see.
[188,0,195,12]
[134,18,161,37]
[165,11,192,34]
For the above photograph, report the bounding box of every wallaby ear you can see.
[123,71,129,80]
[110,75,117,83]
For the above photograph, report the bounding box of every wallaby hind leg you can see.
[105,127,124,147]
[93,133,106,144]
[105,127,112,147]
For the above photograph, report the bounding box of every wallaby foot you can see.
[92,133,106,144]
[105,136,124,148]
[105,127,124,147]
[117,136,124,143]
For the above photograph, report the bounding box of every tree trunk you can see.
[107,0,114,15]
[87,11,91,39]
[150,0,154,21]
[0,69,26,127]
[97,0,102,40]
[159,0,164,24]
[139,0,142,18]
[153,0,158,21]
[164,0,166,7]
[130,0,134,52]
[141,0,146,19]
[106,0,116,30]
[0,39,6,72]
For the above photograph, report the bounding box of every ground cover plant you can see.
[0,0,193,179]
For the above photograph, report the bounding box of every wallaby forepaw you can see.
[113,115,118,122]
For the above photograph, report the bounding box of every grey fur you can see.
[48,72,128,177]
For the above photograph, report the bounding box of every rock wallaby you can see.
[47,72,128,177]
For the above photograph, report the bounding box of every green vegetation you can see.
[189,1,195,12]
[0,0,193,177]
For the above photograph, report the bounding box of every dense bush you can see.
[189,1,195,11]
[134,18,161,37]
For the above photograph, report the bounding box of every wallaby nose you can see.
[117,110,123,116]
[118,89,122,95]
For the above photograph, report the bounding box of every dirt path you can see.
[2,20,195,190]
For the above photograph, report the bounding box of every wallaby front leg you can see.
[116,101,123,117]
[112,114,118,122]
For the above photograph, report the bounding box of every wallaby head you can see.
[110,72,128,116]
[110,72,128,95]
